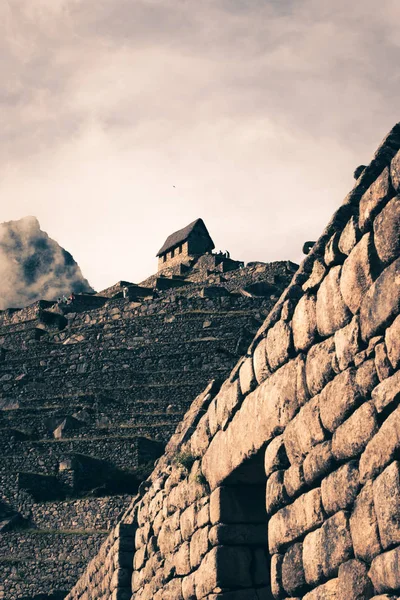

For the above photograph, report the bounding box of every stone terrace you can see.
[0,258,296,599]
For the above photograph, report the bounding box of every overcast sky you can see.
[1,0,399,292]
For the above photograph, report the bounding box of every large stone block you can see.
[316,266,352,337]
[372,370,400,413]
[359,167,391,232]
[373,461,400,550]
[266,319,293,371]
[303,441,335,486]
[175,542,191,575]
[264,435,289,478]
[373,196,400,266]
[321,511,353,579]
[268,488,325,554]
[284,396,325,464]
[359,405,400,483]
[271,554,284,599]
[340,233,375,315]
[369,546,400,594]
[319,368,362,433]
[360,257,400,341]
[386,314,400,370]
[194,546,252,598]
[253,337,271,385]
[321,462,360,516]
[303,259,327,291]
[334,317,361,371]
[303,579,338,600]
[292,294,318,352]
[306,337,336,397]
[339,216,359,256]
[350,480,382,563]
[374,342,394,382]
[337,559,374,600]
[239,356,257,396]
[332,401,378,461]
[325,231,345,267]
[282,543,306,596]
[266,470,288,515]
[284,463,306,499]
[190,526,209,569]
[355,359,379,397]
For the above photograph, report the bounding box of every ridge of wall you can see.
[66,123,400,600]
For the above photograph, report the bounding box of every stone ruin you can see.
[1,122,400,600]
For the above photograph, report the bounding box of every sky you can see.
[1,0,399,292]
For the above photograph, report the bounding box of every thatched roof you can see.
[157,218,214,256]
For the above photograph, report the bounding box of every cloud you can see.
[0,216,93,309]
[0,1,399,290]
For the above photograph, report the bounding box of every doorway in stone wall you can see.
[211,447,273,599]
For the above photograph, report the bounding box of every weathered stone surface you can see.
[264,435,289,478]
[321,511,353,578]
[208,523,267,546]
[303,441,335,486]
[303,527,324,586]
[303,260,327,292]
[386,314,400,369]
[189,526,209,568]
[203,357,307,489]
[359,167,391,232]
[266,319,293,371]
[303,578,338,600]
[180,503,197,541]
[253,337,271,385]
[369,546,400,594]
[337,559,374,600]
[374,196,400,266]
[355,359,379,397]
[284,463,306,499]
[321,462,360,515]
[182,572,196,600]
[360,405,400,483]
[372,371,400,413]
[319,368,361,433]
[340,233,375,315]
[175,542,191,575]
[306,337,336,397]
[316,266,352,337]
[284,396,325,464]
[266,470,288,515]
[292,294,318,352]
[334,316,361,371]
[332,401,378,461]
[325,231,345,267]
[271,554,284,599]
[239,356,257,396]
[213,379,242,433]
[375,342,394,382]
[338,216,359,256]
[360,257,400,341]
[194,546,252,598]
[373,461,400,550]
[268,488,325,554]
[350,480,382,563]
[390,148,400,191]
[282,543,306,596]
[210,486,266,525]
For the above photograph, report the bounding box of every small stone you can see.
[239,356,257,396]
[359,405,400,483]
[284,463,306,499]
[303,527,324,586]
[332,401,378,461]
[271,554,284,599]
[316,266,352,337]
[374,342,394,381]
[355,359,379,397]
[390,148,400,190]
[350,480,382,563]
[325,231,345,267]
[372,370,400,413]
[266,470,288,515]
[266,320,293,371]
[284,396,325,464]
[373,196,400,266]
[264,435,289,478]
[334,316,361,371]
[359,166,391,232]
[369,545,400,594]
[303,441,335,486]
[337,559,374,600]
[306,337,336,396]
[302,260,327,292]
[292,294,318,352]
[386,314,400,369]
[253,337,271,385]
[340,232,376,315]
[321,511,353,578]
[373,461,400,550]
[338,215,360,256]
[282,543,306,596]
[319,368,362,433]
[321,461,360,516]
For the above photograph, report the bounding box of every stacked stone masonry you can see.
[63,123,400,600]
[0,247,295,597]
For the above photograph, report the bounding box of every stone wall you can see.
[64,123,400,599]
